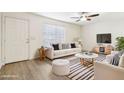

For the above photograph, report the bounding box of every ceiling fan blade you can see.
[76,19,80,22]
[81,12,88,15]
[88,14,99,17]
[80,16,83,18]
[70,17,80,19]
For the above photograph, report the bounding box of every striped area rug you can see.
[66,63,94,80]
[95,54,106,62]
[66,54,106,80]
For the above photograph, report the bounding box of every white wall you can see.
[81,13,124,50]
[1,12,81,61]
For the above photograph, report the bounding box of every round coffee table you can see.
[75,53,98,65]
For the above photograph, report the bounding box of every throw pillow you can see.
[110,50,124,66]
[52,44,59,50]
[119,54,124,67]
[67,43,71,49]
[62,44,67,49]
[62,43,70,49]
[110,53,120,66]
[71,43,76,48]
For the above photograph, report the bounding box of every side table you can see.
[39,47,47,61]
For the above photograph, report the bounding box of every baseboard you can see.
[0,62,5,69]
[0,57,39,69]
[29,57,40,60]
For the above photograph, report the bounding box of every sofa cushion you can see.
[72,48,81,52]
[54,49,69,56]
[54,48,81,57]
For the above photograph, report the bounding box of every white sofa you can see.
[46,44,81,60]
[94,51,124,80]
[94,62,124,80]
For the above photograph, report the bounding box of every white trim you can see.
[0,14,2,61]
[0,13,3,69]
[0,62,5,69]
[0,13,4,69]
[0,14,1,60]
[43,23,66,46]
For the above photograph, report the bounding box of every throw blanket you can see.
[110,50,124,66]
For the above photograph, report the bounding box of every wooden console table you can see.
[93,45,112,55]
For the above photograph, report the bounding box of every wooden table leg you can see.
[83,58,93,66]
[80,58,88,66]
[80,58,84,65]
[92,58,95,65]
[80,58,96,66]
[84,59,89,66]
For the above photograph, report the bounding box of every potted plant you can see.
[116,37,124,51]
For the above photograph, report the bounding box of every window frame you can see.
[43,24,65,47]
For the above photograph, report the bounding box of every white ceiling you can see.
[34,12,102,25]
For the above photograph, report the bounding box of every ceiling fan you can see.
[70,12,100,22]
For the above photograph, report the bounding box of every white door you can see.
[4,17,29,63]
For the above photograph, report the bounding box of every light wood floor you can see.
[0,59,70,80]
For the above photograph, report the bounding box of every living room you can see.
[0,12,124,80]
[1,1,124,93]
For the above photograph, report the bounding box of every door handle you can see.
[26,41,29,43]
[26,39,30,43]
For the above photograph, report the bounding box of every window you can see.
[43,24,65,47]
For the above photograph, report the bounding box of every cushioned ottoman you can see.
[52,59,70,75]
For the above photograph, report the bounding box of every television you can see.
[97,33,111,43]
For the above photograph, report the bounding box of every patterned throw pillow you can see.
[110,50,124,66]
[62,43,70,49]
